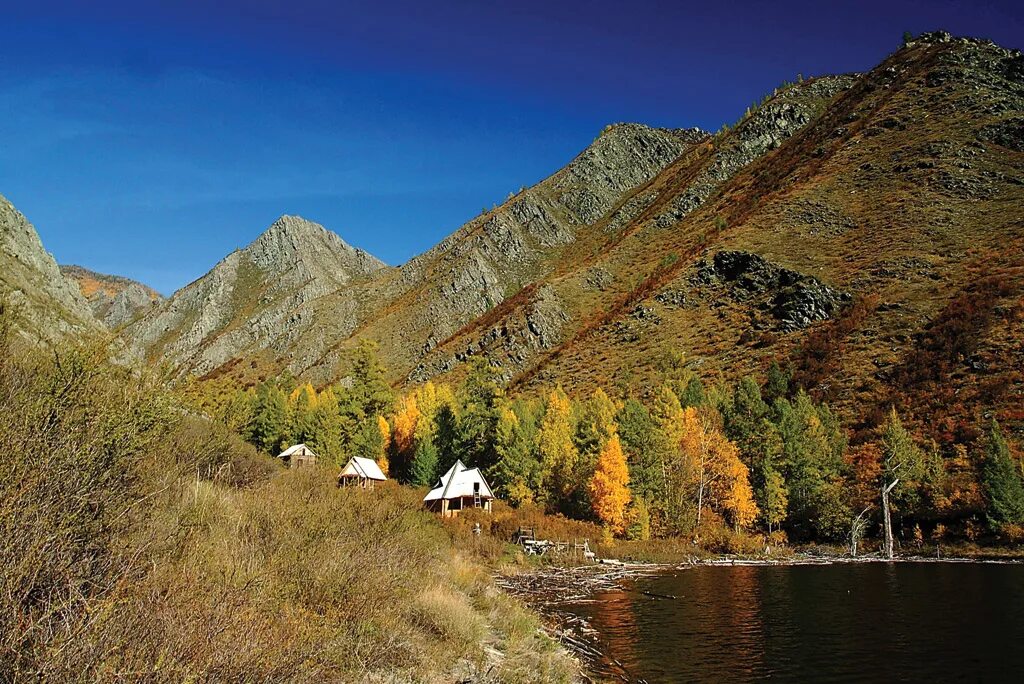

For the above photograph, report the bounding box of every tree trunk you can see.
[882,479,899,560]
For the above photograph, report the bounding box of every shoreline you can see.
[498,552,1024,681]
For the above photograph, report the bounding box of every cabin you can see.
[423,460,495,517]
[338,456,388,489]
[277,443,319,469]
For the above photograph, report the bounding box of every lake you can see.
[554,562,1024,683]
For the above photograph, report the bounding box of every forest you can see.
[186,342,1024,552]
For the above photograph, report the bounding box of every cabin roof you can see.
[423,459,495,502]
[340,456,387,481]
[278,443,317,459]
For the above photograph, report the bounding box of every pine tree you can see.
[589,434,631,535]
[457,357,503,471]
[287,383,318,445]
[724,375,769,455]
[250,381,288,453]
[310,386,344,464]
[492,405,541,505]
[763,361,790,403]
[880,408,926,558]
[408,437,439,486]
[982,419,1024,531]
[618,398,661,502]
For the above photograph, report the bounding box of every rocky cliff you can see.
[60,265,164,328]
[0,194,99,343]
[124,215,388,373]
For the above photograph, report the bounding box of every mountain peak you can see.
[246,214,386,277]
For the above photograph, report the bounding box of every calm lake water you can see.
[556,562,1024,683]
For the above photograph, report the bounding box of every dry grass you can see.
[0,321,575,683]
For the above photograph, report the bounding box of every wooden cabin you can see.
[277,443,319,469]
[423,460,495,517]
[338,456,387,489]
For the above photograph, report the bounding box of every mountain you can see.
[0,193,99,342]
[413,32,1024,429]
[125,32,1023,432]
[124,215,388,373]
[126,124,704,381]
[60,265,163,328]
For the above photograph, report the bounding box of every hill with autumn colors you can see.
[3,32,1021,444]
[117,32,1022,445]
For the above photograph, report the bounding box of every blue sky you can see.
[1,1,1021,294]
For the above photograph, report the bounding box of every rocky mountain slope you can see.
[126,124,705,380]
[60,265,163,328]
[0,194,99,343]
[417,32,1024,432]
[124,215,388,373]
[123,32,1023,434]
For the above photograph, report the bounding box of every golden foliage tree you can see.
[538,387,578,503]
[589,434,632,535]
[376,414,392,476]
[676,407,758,532]
[392,395,420,454]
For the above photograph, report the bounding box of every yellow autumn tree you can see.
[376,414,392,476]
[538,386,578,503]
[390,394,420,468]
[676,407,758,532]
[589,434,632,535]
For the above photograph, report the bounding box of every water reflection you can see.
[557,562,1024,683]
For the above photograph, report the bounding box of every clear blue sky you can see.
[1,0,1020,294]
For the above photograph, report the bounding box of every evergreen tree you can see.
[982,419,1024,531]
[433,403,461,477]
[457,357,503,471]
[492,405,541,505]
[677,374,706,408]
[724,375,769,455]
[310,387,344,464]
[407,438,439,486]
[249,381,288,453]
[763,360,790,403]
[618,398,661,502]
[774,391,845,539]
[879,408,927,556]
[287,383,318,445]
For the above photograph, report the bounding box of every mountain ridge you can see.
[0,193,99,342]
[60,264,164,328]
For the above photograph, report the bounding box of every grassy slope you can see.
[0,327,575,683]
[425,36,1024,440]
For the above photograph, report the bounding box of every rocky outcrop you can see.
[652,76,856,229]
[695,251,851,330]
[60,265,163,328]
[0,194,98,342]
[408,284,569,383]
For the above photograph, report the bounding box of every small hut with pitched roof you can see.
[277,443,319,469]
[338,456,388,489]
[423,460,495,517]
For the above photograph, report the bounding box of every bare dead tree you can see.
[850,506,872,557]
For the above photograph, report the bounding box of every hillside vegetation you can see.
[116,34,1024,464]
[0,308,573,683]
